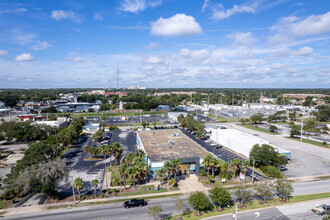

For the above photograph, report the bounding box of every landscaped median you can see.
[169,192,330,220]
[286,136,329,148]
[237,124,278,135]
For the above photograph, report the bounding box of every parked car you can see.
[205,139,211,143]
[278,165,288,171]
[75,137,83,144]
[210,143,217,147]
[216,145,222,149]
[123,199,147,208]
[101,140,110,145]
[312,204,330,215]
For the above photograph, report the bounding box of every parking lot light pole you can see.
[252,159,255,184]
[300,119,303,142]
[227,155,230,181]
[104,154,109,196]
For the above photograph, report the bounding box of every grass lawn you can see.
[117,185,168,197]
[286,137,329,148]
[208,115,241,123]
[57,147,69,158]
[238,124,278,135]
[317,175,330,180]
[0,199,13,209]
[46,193,184,210]
[170,192,330,220]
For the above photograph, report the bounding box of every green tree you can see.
[156,167,165,185]
[249,144,287,168]
[171,158,181,180]
[129,165,140,187]
[234,181,251,205]
[290,128,300,137]
[274,178,294,200]
[148,204,163,220]
[254,180,275,202]
[230,159,241,178]
[188,191,211,214]
[74,177,84,199]
[141,120,147,128]
[93,129,103,142]
[202,154,214,175]
[119,162,129,190]
[250,113,264,124]
[112,142,123,164]
[209,185,231,210]
[269,125,278,133]
[91,179,99,196]
[163,161,173,186]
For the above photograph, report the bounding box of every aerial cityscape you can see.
[0,0,329,220]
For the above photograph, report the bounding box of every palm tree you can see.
[202,154,214,175]
[112,142,123,165]
[231,159,241,178]
[136,160,149,184]
[125,152,135,165]
[171,159,181,180]
[156,167,165,185]
[163,161,173,186]
[129,165,140,187]
[91,179,99,196]
[136,149,146,160]
[242,160,249,175]
[74,177,84,199]
[119,162,129,190]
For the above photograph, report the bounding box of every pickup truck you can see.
[312,204,330,215]
[123,199,147,208]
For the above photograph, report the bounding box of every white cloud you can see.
[270,63,286,69]
[178,48,210,60]
[66,56,83,62]
[15,53,34,61]
[144,56,164,64]
[32,41,51,51]
[269,12,330,43]
[228,32,258,46]
[201,0,209,12]
[150,14,202,37]
[120,0,162,13]
[0,49,8,56]
[51,10,82,23]
[145,42,160,49]
[93,12,103,20]
[211,2,259,20]
[294,46,314,56]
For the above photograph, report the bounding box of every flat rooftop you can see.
[138,129,209,162]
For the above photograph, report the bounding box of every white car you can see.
[205,139,211,143]
[210,143,217,146]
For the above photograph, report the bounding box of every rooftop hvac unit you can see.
[172,132,180,137]
[168,140,174,146]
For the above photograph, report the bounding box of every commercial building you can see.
[83,123,100,133]
[136,129,209,178]
[31,117,68,128]
[167,112,187,122]
[210,128,291,159]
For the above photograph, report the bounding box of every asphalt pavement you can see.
[4,179,330,220]
[179,128,265,181]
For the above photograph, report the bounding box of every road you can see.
[4,179,330,220]
[210,198,330,220]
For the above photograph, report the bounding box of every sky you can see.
[0,0,330,89]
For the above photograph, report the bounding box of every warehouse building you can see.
[136,129,209,178]
[210,128,291,159]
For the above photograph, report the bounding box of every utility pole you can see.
[300,119,303,142]
[252,159,255,184]
[71,177,76,205]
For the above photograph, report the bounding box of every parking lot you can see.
[180,128,264,180]
[57,127,137,197]
[85,115,173,126]
[228,123,330,178]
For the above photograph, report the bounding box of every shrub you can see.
[199,168,206,176]
[323,141,327,145]
[112,177,121,186]
[262,165,282,178]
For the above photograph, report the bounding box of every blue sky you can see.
[0,0,329,88]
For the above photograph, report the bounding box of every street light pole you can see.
[227,204,238,220]
[104,154,109,196]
